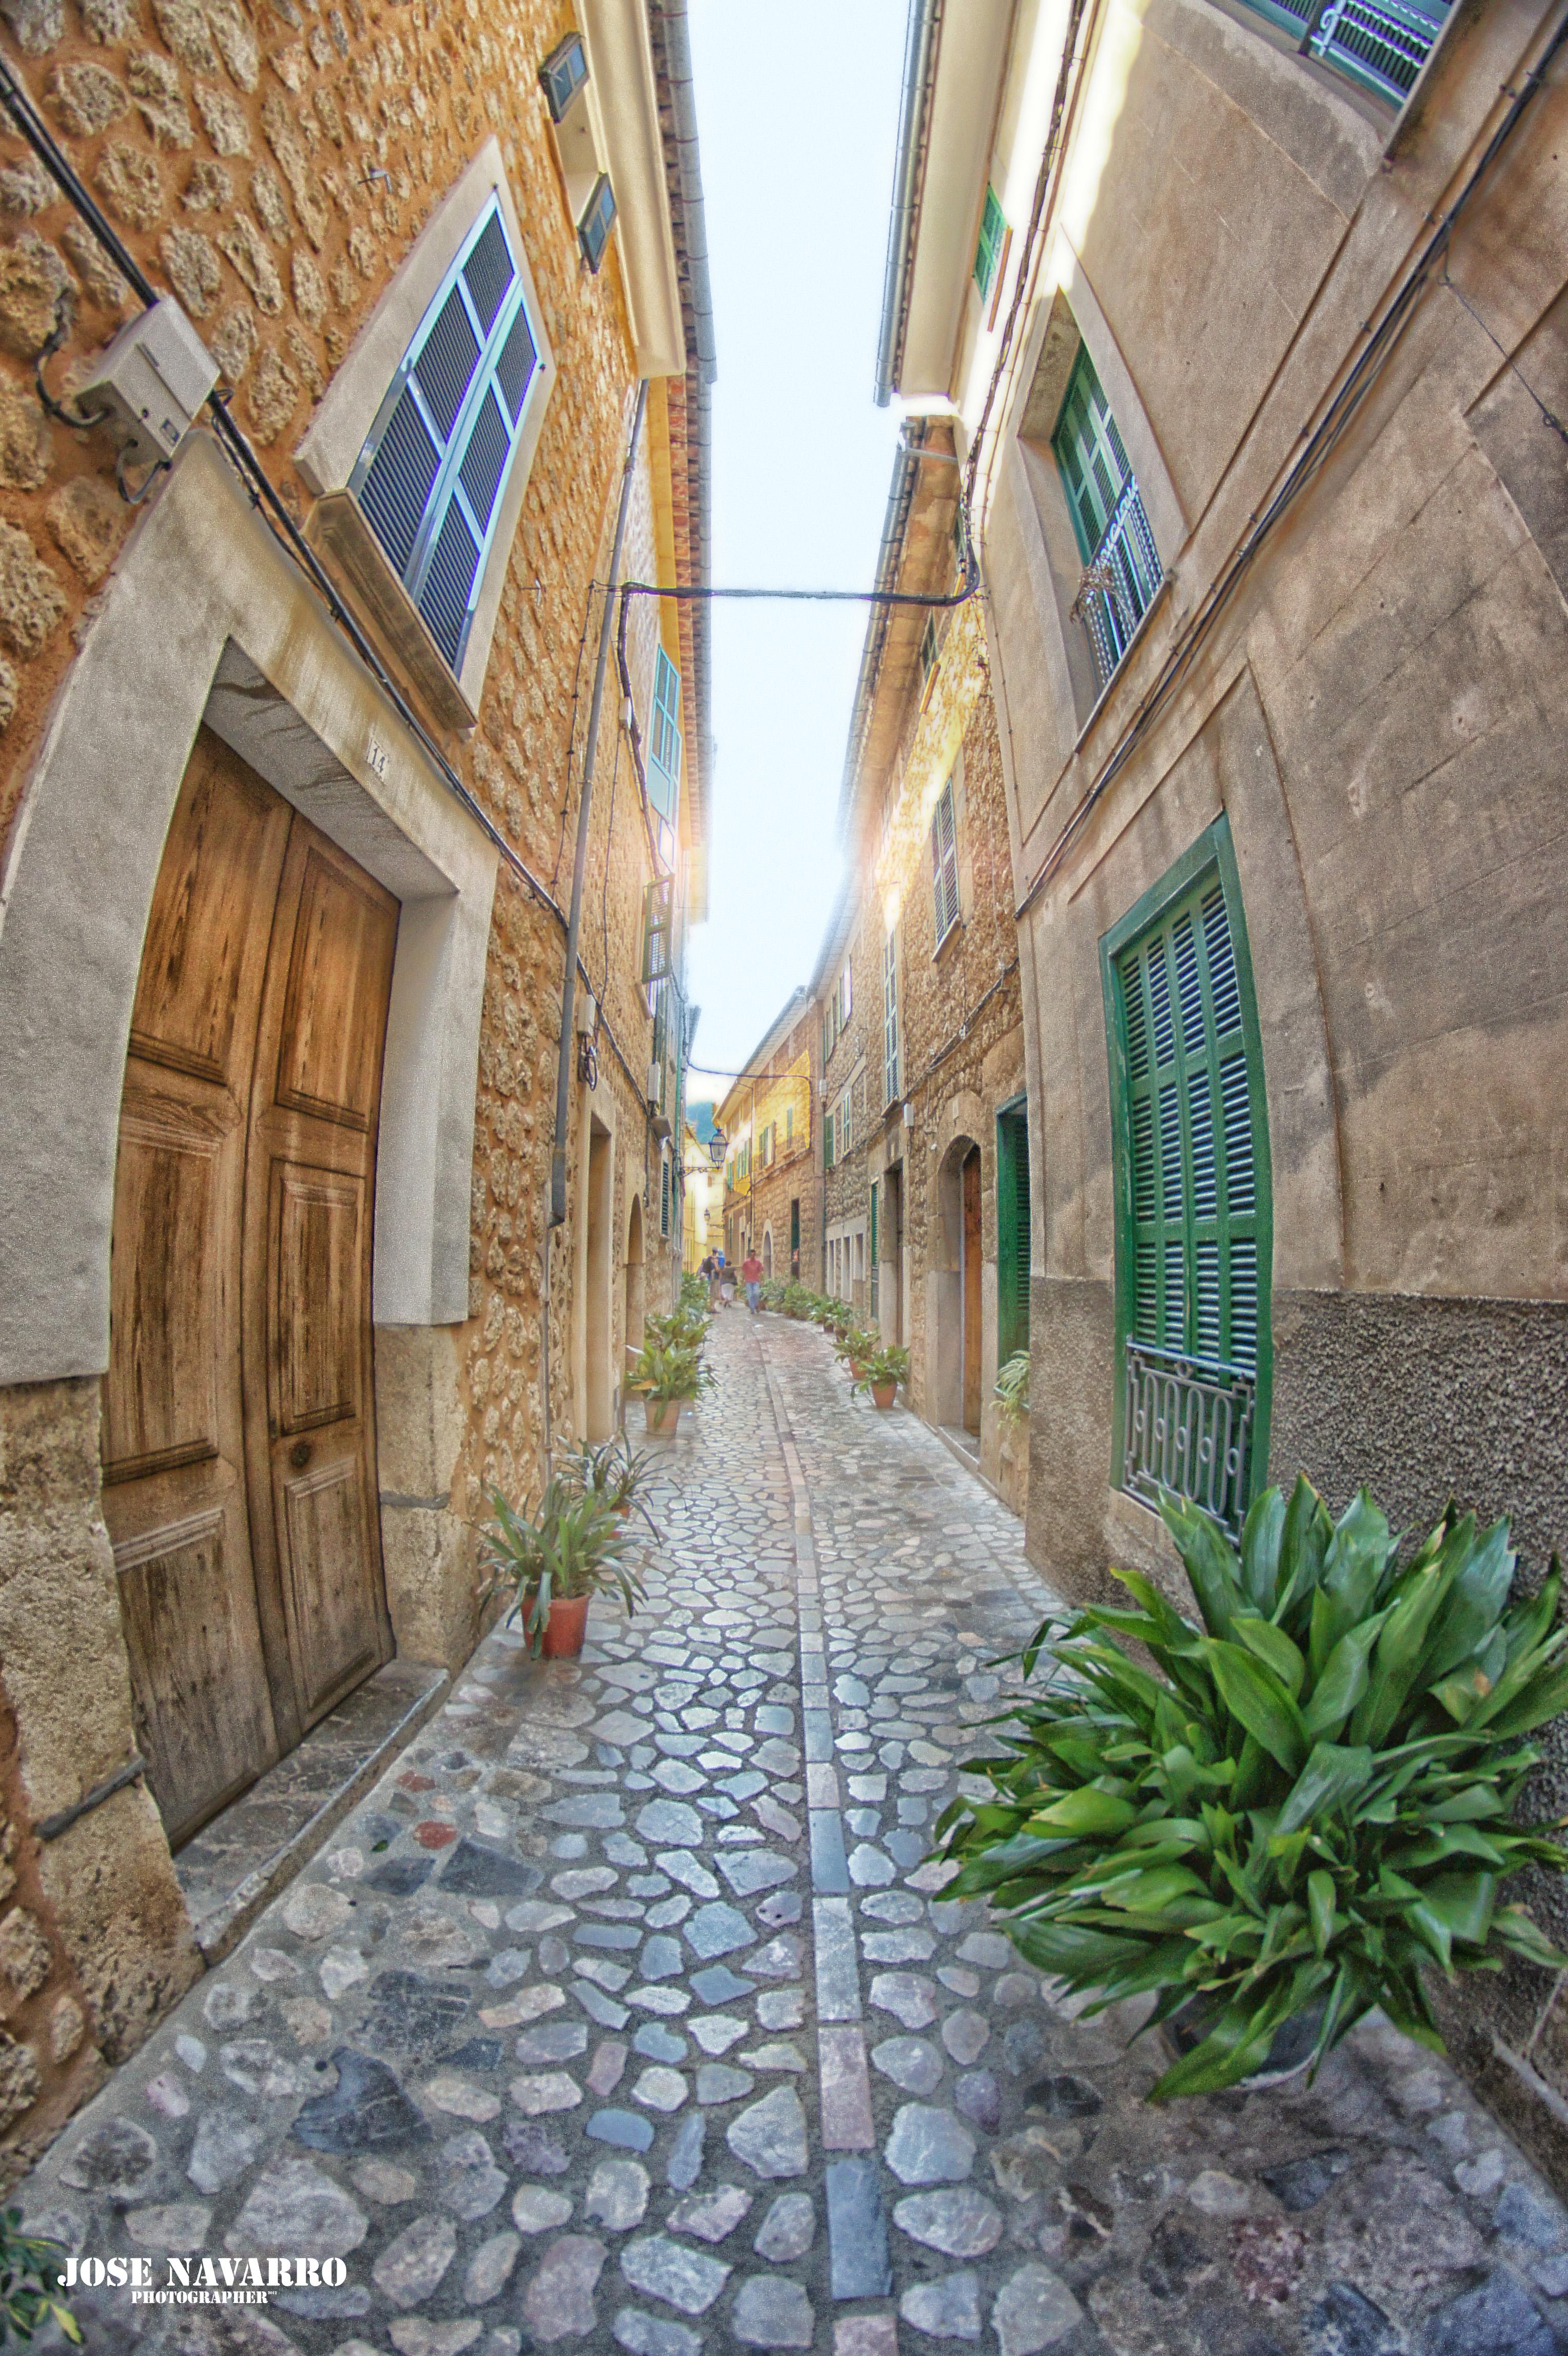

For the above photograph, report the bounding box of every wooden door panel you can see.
[104,730,291,1844]
[102,1091,232,1485]
[114,1502,279,1848]
[274,850,397,1131]
[245,818,397,1743]
[273,1166,362,1434]
[277,1456,380,1717]
[963,1151,983,1435]
[128,741,288,1085]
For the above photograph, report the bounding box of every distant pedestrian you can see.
[701,1251,719,1310]
[717,1251,734,1308]
[741,1246,763,1314]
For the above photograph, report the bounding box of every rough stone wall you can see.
[0,0,693,2122]
[0,1376,197,2178]
[821,922,871,1288]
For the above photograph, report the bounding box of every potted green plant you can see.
[478,1479,645,1660]
[645,1305,711,1353]
[564,1437,661,1536]
[852,1343,910,1409]
[934,1477,1568,2097]
[833,1323,880,1381]
[628,1338,712,1436]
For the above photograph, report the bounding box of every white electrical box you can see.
[75,297,218,470]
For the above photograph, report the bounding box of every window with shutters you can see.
[1223,0,1449,104]
[973,183,1006,301]
[648,647,682,824]
[1052,344,1162,694]
[351,197,543,676]
[995,1097,1031,1367]
[660,1148,671,1237]
[824,1110,835,1171]
[1101,820,1271,1538]
[869,1181,879,1318]
[931,776,961,946]
[840,961,853,1025]
[883,928,900,1105]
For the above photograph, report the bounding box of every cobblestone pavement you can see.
[20,1311,1568,2356]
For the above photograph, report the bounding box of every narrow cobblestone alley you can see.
[24,1312,1568,2356]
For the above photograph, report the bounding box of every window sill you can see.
[306,491,478,737]
[932,916,963,961]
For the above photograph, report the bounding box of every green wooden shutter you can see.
[931,779,959,940]
[1114,870,1261,1374]
[995,1102,1031,1364]
[869,1180,879,1317]
[825,1110,834,1171]
[973,184,1005,300]
[1052,345,1134,562]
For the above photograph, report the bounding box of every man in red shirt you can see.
[741,1246,764,1314]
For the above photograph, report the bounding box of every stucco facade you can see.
[880,0,1568,2178]
[718,991,820,1288]
[0,0,709,2163]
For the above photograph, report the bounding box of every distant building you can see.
[717,992,820,1286]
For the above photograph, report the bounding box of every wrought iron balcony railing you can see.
[1236,0,1447,104]
[1122,1339,1256,1540]
[1071,477,1163,692]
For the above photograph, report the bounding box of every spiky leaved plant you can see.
[934,1479,1568,2097]
[478,1478,646,1656]
[0,2210,80,2345]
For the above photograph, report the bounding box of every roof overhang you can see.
[581,0,686,378]
[897,0,1016,401]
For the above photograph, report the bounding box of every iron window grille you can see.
[351,198,540,675]
[1053,344,1162,694]
[1232,0,1448,101]
[1123,1340,1256,1539]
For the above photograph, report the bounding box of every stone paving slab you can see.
[16,1311,1568,2356]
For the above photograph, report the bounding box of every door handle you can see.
[289,1440,312,1470]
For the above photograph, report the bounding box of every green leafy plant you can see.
[627,1338,713,1404]
[478,1479,646,1655]
[680,1271,709,1313]
[832,1323,880,1371]
[995,1349,1030,1422]
[645,1305,710,1353]
[0,2210,81,2346]
[934,1477,1568,2098]
[561,1437,661,1537]
[851,1343,910,1398]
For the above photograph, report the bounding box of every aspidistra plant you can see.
[933,1479,1568,2097]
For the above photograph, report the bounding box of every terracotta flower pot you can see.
[645,1398,681,1437]
[526,1592,590,1659]
[871,1380,897,1410]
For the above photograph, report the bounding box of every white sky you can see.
[682,0,908,1102]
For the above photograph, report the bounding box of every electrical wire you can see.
[1442,260,1568,448]
[0,49,671,1118]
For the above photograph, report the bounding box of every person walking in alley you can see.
[716,1249,734,1308]
[701,1251,719,1311]
[741,1244,763,1314]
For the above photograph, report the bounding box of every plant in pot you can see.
[564,1436,661,1537]
[680,1271,709,1314]
[646,1305,711,1353]
[628,1338,712,1436]
[933,1477,1568,2097]
[833,1323,880,1381]
[852,1343,910,1409]
[478,1478,646,1660]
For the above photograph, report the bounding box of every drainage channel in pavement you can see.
[14,1308,1568,2356]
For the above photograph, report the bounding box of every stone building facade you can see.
[814,422,1028,1504]
[0,0,709,2163]
[878,0,1568,2174]
[717,988,820,1287]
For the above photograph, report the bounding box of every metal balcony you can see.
[1072,478,1163,692]
[1122,1339,1256,1539]
[1235,0,1448,103]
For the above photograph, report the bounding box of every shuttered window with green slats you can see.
[1101,819,1272,1503]
[995,1096,1030,1366]
[931,777,960,944]
[973,184,1006,302]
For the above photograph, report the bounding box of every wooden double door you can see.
[102,729,398,1848]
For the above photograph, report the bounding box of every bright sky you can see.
[682,0,908,1100]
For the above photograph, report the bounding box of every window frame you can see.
[1099,816,1273,1520]
[883,926,900,1106]
[973,182,1006,302]
[931,776,961,948]
[995,1093,1031,1369]
[294,141,554,728]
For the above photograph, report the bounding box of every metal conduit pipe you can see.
[874,0,940,408]
[550,379,648,1228]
